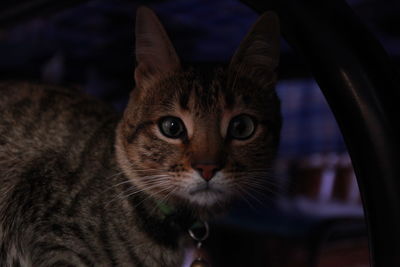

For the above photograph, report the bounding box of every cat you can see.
[0,6,281,267]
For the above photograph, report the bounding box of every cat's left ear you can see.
[135,7,181,87]
[230,12,280,75]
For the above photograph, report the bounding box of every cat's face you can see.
[116,7,281,210]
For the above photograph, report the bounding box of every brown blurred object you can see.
[332,155,360,203]
[316,238,369,267]
[289,155,326,200]
[288,153,362,207]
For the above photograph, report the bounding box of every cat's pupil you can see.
[234,121,246,134]
[159,117,185,138]
[169,121,180,134]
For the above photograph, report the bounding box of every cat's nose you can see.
[192,163,220,181]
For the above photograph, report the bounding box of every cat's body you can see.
[0,7,281,267]
[0,82,193,266]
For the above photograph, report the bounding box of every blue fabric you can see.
[276,79,347,157]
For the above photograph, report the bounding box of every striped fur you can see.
[0,82,191,266]
[0,8,281,267]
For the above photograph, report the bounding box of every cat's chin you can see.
[187,188,227,207]
[174,182,232,209]
[169,190,233,220]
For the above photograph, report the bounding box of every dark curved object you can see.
[240,0,400,266]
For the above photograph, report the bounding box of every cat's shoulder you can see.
[0,81,115,114]
[0,81,83,102]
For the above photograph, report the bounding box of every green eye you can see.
[158,116,185,139]
[228,114,256,140]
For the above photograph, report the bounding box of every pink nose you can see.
[192,163,220,181]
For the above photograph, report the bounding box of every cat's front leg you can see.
[29,241,99,267]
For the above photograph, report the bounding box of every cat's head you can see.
[116,7,281,213]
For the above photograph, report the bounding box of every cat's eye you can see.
[228,114,256,140]
[158,116,186,139]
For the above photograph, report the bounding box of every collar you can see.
[155,200,176,219]
[155,200,201,232]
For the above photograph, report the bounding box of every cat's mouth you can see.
[184,181,230,207]
[173,171,232,207]
[189,183,224,195]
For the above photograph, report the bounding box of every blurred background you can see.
[1,0,399,266]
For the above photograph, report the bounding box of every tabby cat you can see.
[0,7,281,267]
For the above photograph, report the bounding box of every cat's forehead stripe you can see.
[178,87,191,110]
[184,76,227,112]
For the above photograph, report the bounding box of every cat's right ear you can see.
[134,7,180,87]
[229,12,280,77]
